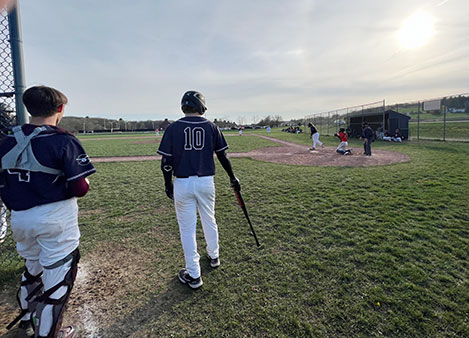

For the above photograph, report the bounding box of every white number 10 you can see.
[184,127,205,150]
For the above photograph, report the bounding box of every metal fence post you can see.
[417,101,420,141]
[8,1,28,125]
[382,99,385,138]
[443,105,447,141]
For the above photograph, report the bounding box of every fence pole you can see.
[382,99,385,139]
[327,111,330,136]
[443,105,447,141]
[7,1,28,125]
[417,101,420,141]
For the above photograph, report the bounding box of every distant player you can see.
[158,90,240,289]
[362,122,374,156]
[334,128,352,155]
[1,86,96,338]
[308,122,323,150]
[155,128,160,136]
[238,127,243,136]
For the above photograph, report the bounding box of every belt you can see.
[175,175,211,179]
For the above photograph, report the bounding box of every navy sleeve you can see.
[157,127,173,157]
[214,127,229,153]
[62,136,96,181]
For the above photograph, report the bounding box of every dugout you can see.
[348,109,410,139]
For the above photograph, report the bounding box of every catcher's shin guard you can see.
[34,248,80,338]
[6,262,43,330]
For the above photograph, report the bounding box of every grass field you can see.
[1,129,468,337]
[78,132,279,157]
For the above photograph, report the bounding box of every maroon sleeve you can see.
[67,177,90,197]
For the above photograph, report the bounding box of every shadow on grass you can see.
[100,260,217,337]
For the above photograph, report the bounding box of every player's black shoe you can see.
[208,255,220,268]
[178,269,203,289]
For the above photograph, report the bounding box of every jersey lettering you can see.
[183,127,205,151]
[7,169,31,183]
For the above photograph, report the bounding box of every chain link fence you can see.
[305,94,469,142]
[386,94,469,142]
[0,9,21,272]
[305,100,385,138]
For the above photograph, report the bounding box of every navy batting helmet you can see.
[181,91,207,114]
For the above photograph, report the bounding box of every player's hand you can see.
[165,183,174,200]
[230,177,241,192]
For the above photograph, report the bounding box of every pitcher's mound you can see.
[230,146,410,167]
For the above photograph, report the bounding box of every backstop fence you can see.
[0,9,21,271]
[305,93,469,142]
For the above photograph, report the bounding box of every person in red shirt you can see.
[334,128,352,155]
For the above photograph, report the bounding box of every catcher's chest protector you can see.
[1,126,62,175]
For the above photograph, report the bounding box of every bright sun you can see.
[397,11,435,49]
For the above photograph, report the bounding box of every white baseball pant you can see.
[11,198,79,335]
[174,176,219,279]
[312,133,323,149]
[337,141,348,152]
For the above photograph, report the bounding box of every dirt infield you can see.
[91,135,410,167]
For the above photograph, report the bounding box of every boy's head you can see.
[22,86,68,117]
[339,128,345,132]
[181,90,207,115]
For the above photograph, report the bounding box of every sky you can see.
[15,0,469,122]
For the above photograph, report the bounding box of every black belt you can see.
[175,175,211,178]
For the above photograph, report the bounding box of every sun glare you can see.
[397,11,435,49]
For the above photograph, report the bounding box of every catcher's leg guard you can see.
[34,248,80,338]
[6,260,43,330]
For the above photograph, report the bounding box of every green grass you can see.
[1,132,468,337]
[409,121,469,140]
[80,133,279,157]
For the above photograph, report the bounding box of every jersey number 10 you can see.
[184,127,205,150]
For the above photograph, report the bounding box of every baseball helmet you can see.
[181,91,207,114]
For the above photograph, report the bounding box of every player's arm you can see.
[67,177,90,197]
[216,150,240,192]
[161,155,174,199]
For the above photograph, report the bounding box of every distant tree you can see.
[272,115,283,127]
[257,115,272,127]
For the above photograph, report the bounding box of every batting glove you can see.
[230,177,241,192]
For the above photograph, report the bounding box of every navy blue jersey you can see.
[157,116,228,177]
[362,126,374,140]
[0,124,96,211]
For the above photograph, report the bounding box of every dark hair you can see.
[182,105,199,115]
[339,128,345,132]
[22,86,68,117]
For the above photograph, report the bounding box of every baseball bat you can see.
[233,189,261,247]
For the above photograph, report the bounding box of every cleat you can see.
[178,269,203,289]
[57,325,79,338]
[208,255,220,268]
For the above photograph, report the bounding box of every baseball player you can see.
[308,122,323,150]
[362,122,374,156]
[157,90,240,289]
[334,128,352,155]
[1,86,96,338]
